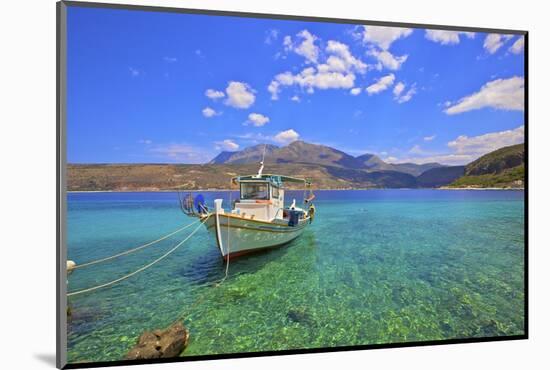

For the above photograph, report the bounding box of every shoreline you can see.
[67,187,525,194]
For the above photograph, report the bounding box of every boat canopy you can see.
[232,174,311,187]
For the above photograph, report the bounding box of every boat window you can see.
[241,183,269,200]
[272,186,280,198]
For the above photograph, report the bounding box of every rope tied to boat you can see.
[67,215,210,297]
[72,219,202,270]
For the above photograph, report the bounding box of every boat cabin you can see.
[231,174,307,222]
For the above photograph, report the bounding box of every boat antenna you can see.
[256,143,267,178]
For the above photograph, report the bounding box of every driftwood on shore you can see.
[125,321,190,360]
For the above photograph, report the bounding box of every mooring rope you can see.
[176,202,232,322]
[67,215,210,297]
[72,219,202,270]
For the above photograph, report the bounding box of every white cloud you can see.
[393,82,416,103]
[273,129,300,144]
[423,135,436,142]
[366,73,395,95]
[268,67,355,99]
[283,35,292,50]
[202,107,220,118]
[368,49,408,71]
[361,26,413,50]
[449,125,524,157]
[264,29,279,44]
[397,85,416,103]
[138,139,152,145]
[390,125,524,165]
[350,87,362,96]
[484,34,505,54]
[163,57,177,63]
[424,30,475,45]
[509,36,525,54]
[393,82,405,97]
[215,139,240,151]
[324,40,368,74]
[225,81,256,109]
[409,144,427,155]
[291,95,301,102]
[285,29,320,64]
[246,113,270,127]
[205,89,225,100]
[445,76,524,115]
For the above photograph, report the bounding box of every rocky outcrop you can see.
[125,321,189,360]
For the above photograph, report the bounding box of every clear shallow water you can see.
[66,190,525,363]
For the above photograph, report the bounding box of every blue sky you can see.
[67,6,525,165]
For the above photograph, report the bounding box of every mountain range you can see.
[210,140,443,176]
[67,141,524,191]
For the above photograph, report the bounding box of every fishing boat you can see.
[180,158,316,260]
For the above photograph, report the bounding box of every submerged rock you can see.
[287,308,313,325]
[125,321,190,360]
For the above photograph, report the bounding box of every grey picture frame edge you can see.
[57,1,68,369]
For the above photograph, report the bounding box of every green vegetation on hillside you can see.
[448,142,525,189]
[450,165,524,188]
[465,144,524,176]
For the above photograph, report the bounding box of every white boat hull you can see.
[203,213,311,259]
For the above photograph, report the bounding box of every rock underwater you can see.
[125,321,190,360]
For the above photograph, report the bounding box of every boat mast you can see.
[254,143,267,178]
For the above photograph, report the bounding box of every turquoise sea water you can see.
[66,190,525,363]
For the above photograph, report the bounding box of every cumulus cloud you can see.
[360,26,413,50]
[246,113,270,127]
[205,89,225,100]
[509,36,525,54]
[350,87,362,96]
[393,82,416,103]
[445,76,524,115]
[215,139,240,151]
[324,40,368,74]
[269,31,367,99]
[366,73,395,95]
[423,135,436,142]
[291,95,301,102]
[202,107,220,118]
[273,129,300,144]
[368,49,408,71]
[284,30,320,64]
[393,82,405,97]
[424,30,475,45]
[484,34,506,54]
[138,139,152,145]
[224,81,256,109]
[448,125,524,157]
[268,67,355,100]
[389,125,524,165]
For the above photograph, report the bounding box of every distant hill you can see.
[68,163,417,191]
[417,166,465,188]
[448,144,525,188]
[209,144,279,164]
[210,140,443,175]
[67,141,524,191]
[464,144,524,176]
